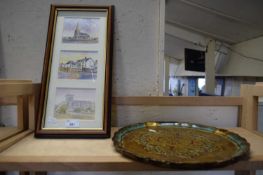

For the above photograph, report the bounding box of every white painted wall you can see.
[220,36,263,76]
[165,34,205,76]
[165,26,263,78]
[114,106,238,128]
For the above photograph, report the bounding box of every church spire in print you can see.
[74,22,80,38]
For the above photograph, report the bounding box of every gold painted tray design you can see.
[113,122,250,169]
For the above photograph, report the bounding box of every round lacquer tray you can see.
[112,122,250,169]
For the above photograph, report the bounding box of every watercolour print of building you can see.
[54,88,96,120]
[62,17,99,43]
[58,51,98,80]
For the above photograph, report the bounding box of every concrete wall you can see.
[0,0,163,96]
[0,0,164,126]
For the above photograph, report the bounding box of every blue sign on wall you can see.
[188,78,196,96]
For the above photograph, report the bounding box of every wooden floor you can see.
[0,127,263,171]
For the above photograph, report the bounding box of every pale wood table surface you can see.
[0,127,263,171]
[0,127,22,141]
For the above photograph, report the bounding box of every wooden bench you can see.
[1,81,263,175]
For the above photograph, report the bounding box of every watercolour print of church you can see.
[54,93,95,120]
[62,18,99,43]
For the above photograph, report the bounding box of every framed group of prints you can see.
[35,5,113,138]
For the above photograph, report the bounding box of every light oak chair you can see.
[0,80,40,152]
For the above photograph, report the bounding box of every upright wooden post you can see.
[240,84,262,130]
[205,39,216,94]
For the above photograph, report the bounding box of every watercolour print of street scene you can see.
[62,17,99,43]
[58,50,98,80]
[54,88,96,120]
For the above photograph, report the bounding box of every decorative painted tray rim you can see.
[112,121,250,169]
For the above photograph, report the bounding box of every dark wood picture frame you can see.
[35,5,113,138]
